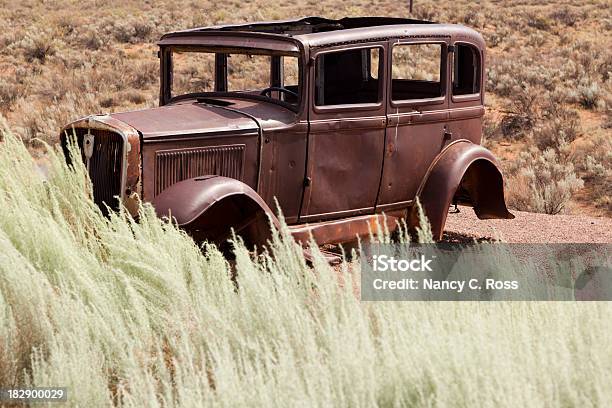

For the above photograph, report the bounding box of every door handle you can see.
[443,128,452,140]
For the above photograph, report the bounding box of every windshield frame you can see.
[161,44,305,113]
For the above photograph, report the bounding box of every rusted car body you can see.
[61,16,513,248]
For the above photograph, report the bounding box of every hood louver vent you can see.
[154,145,245,196]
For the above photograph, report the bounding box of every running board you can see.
[289,214,401,246]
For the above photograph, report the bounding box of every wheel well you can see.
[453,159,511,219]
[183,194,272,250]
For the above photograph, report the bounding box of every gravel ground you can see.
[444,206,612,243]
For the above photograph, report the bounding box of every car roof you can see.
[160,16,485,50]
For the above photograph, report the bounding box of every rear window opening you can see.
[391,43,444,102]
[453,43,481,96]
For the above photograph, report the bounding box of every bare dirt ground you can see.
[444,206,612,243]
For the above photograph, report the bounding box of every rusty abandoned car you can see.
[61,16,514,249]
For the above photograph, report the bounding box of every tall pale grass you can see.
[0,119,611,407]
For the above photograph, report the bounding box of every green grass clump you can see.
[0,121,611,407]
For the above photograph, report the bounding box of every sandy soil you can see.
[444,206,612,243]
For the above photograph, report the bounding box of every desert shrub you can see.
[492,79,588,145]
[598,55,611,82]
[487,58,559,99]
[549,6,579,27]
[557,32,572,46]
[412,5,438,21]
[112,20,136,43]
[500,116,524,136]
[12,92,102,144]
[112,18,156,44]
[28,69,79,102]
[0,78,21,109]
[53,14,83,45]
[129,60,158,89]
[487,34,609,119]
[486,69,514,97]
[526,32,546,47]
[0,27,21,51]
[574,131,612,212]
[500,86,540,139]
[582,155,609,180]
[462,8,484,28]
[99,94,116,108]
[481,114,500,147]
[525,12,551,31]
[583,155,611,211]
[570,80,604,110]
[80,28,108,51]
[125,89,147,104]
[603,109,612,129]
[15,31,58,63]
[486,31,504,48]
[533,106,580,151]
[132,20,155,41]
[565,41,599,74]
[505,148,584,214]
[549,7,578,26]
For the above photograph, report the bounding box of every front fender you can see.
[413,140,514,240]
[152,176,278,248]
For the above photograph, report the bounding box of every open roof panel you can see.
[191,16,434,36]
[160,17,483,51]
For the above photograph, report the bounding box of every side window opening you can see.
[282,56,300,104]
[453,44,480,96]
[391,43,443,101]
[315,47,381,106]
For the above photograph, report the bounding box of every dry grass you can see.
[0,0,610,216]
[0,118,611,407]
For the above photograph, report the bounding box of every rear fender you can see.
[152,176,278,249]
[412,140,514,240]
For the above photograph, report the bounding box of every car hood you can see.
[111,102,260,140]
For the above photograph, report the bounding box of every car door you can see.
[299,43,387,222]
[446,40,485,145]
[376,38,451,212]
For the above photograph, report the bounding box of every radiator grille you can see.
[155,145,245,196]
[61,128,124,213]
